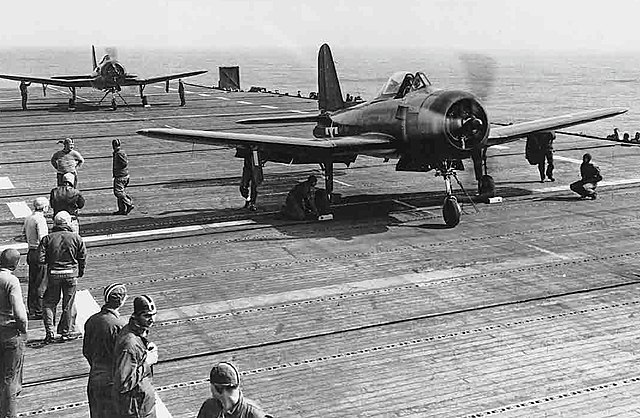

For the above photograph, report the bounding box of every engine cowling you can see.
[407,90,489,160]
[100,61,126,85]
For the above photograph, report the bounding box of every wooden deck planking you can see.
[1,85,640,416]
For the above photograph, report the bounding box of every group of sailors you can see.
[606,128,640,143]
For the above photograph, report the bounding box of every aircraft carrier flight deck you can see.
[2,84,640,417]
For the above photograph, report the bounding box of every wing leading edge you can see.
[124,70,208,86]
[0,74,93,88]
[136,128,396,159]
[487,107,628,147]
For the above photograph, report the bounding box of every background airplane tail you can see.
[91,45,97,70]
[318,44,345,112]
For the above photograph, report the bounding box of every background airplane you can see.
[137,44,627,227]
[0,46,207,110]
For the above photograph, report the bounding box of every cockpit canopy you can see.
[99,54,112,65]
[375,71,431,100]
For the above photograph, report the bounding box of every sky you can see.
[2,0,640,52]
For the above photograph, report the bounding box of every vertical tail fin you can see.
[318,44,345,112]
[91,45,98,70]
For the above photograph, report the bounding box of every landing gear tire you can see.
[68,98,76,111]
[442,196,461,227]
[478,174,495,197]
[111,98,117,111]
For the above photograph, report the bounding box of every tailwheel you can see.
[442,195,461,227]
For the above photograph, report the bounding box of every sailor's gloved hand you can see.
[145,343,158,366]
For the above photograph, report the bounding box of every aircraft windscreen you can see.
[375,71,431,99]
[376,71,411,98]
[99,54,111,65]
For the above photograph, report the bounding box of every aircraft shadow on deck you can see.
[77,186,533,240]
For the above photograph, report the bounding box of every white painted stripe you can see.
[74,290,100,334]
[6,201,31,218]
[198,93,210,97]
[237,101,253,105]
[0,98,17,102]
[155,393,173,418]
[260,105,278,109]
[314,171,353,187]
[167,88,178,92]
[520,243,570,260]
[554,155,584,164]
[48,86,90,102]
[492,145,510,150]
[158,253,568,321]
[0,219,257,252]
[533,178,640,193]
[392,199,417,209]
[289,110,310,114]
[153,85,163,89]
[185,90,194,94]
[216,96,230,101]
[0,177,14,189]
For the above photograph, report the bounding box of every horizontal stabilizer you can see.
[237,113,322,125]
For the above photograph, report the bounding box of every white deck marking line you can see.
[216,96,230,101]
[533,178,640,193]
[74,290,100,334]
[159,253,567,321]
[0,177,15,189]
[0,98,18,102]
[314,171,353,187]
[520,243,570,260]
[163,124,176,129]
[392,199,417,209]
[289,110,310,113]
[237,101,253,105]
[6,202,31,218]
[153,85,163,88]
[260,105,278,109]
[155,393,174,418]
[554,155,584,164]
[47,86,90,102]
[492,145,510,150]
[198,93,210,97]
[0,219,257,252]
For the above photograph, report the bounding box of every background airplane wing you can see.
[0,74,93,88]
[123,70,208,86]
[137,128,396,159]
[487,107,628,146]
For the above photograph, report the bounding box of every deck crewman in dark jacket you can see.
[112,139,134,215]
[83,283,127,418]
[113,295,159,418]
[50,172,85,234]
[282,175,318,220]
[39,211,86,344]
[19,81,30,110]
[536,132,555,182]
[197,362,268,418]
[570,153,602,199]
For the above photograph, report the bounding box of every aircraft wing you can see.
[122,70,208,86]
[0,74,93,88]
[487,107,628,147]
[137,128,396,159]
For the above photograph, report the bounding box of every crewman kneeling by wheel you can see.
[281,175,330,220]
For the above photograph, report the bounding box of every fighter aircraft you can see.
[0,46,207,110]
[137,44,627,227]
